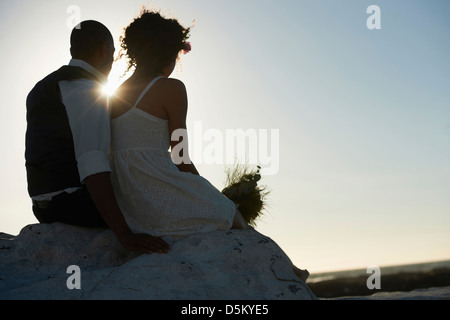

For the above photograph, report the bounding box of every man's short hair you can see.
[70,20,113,59]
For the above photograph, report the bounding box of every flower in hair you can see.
[182,42,192,54]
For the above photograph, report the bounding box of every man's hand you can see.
[118,232,170,254]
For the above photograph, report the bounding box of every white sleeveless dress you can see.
[110,76,235,237]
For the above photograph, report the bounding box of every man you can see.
[25,20,169,254]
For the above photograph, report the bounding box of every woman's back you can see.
[109,77,236,237]
[111,74,170,120]
[111,76,170,153]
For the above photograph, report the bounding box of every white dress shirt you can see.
[32,59,112,201]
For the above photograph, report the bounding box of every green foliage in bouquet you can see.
[221,164,270,227]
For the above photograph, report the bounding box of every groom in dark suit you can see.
[25,20,169,254]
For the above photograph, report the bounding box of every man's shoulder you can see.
[27,67,71,102]
[30,66,98,92]
[36,66,99,85]
[55,66,100,83]
[58,67,103,95]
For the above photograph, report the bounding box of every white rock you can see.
[0,223,316,300]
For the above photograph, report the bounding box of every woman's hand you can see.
[117,232,170,254]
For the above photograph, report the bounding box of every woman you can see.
[110,9,309,281]
[110,9,250,238]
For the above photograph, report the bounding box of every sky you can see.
[0,0,449,274]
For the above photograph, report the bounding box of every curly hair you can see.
[119,9,191,75]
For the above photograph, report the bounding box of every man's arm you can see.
[85,172,169,254]
[60,79,169,254]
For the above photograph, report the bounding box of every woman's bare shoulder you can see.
[155,77,186,95]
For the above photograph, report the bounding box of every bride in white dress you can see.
[110,10,249,238]
[110,9,309,281]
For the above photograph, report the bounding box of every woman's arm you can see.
[162,79,199,175]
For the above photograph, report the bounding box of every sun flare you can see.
[102,81,118,97]
[102,58,131,96]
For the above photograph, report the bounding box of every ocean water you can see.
[307,259,450,284]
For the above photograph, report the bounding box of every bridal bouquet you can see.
[222,165,270,227]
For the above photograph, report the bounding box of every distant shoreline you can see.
[307,260,450,298]
[308,259,450,282]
